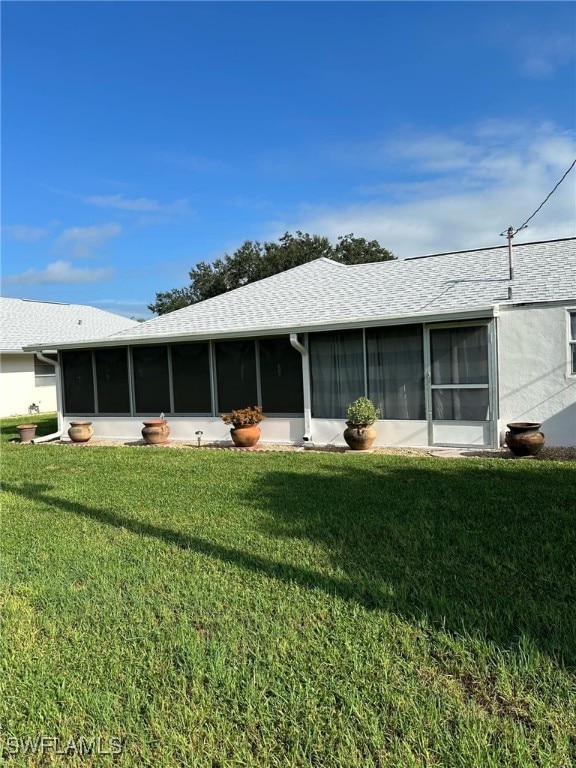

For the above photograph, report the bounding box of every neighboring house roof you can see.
[0,298,138,353]
[22,237,576,350]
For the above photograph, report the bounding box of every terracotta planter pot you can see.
[68,421,94,443]
[505,422,545,456]
[142,419,170,445]
[17,424,37,443]
[343,423,377,451]
[230,424,261,447]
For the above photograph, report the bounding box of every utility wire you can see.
[500,157,576,237]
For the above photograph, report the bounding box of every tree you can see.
[148,231,395,315]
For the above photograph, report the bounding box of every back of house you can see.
[19,238,576,448]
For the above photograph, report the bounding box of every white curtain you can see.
[367,325,425,419]
[310,330,364,418]
[431,327,489,420]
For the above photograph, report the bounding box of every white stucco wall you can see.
[63,416,306,445]
[498,304,576,446]
[310,419,429,448]
[61,415,430,447]
[0,353,57,417]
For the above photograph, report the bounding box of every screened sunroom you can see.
[57,319,497,448]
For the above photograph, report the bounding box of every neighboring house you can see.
[0,298,138,417]
[23,238,576,447]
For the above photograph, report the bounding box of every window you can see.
[62,350,95,414]
[95,348,130,413]
[259,337,304,413]
[132,345,170,414]
[171,343,212,413]
[570,312,576,375]
[310,330,364,418]
[215,340,257,412]
[34,354,57,377]
[367,324,425,420]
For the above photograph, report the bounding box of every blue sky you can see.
[2,1,575,318]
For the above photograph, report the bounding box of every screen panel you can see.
[62,350,95,414]
[132,345,170,414]
[259,337,304,414]
[171,343,212,414]
[95,348,130,413]
[215,339,257,413]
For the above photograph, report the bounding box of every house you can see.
[22,237,576,448]
[0,298,138,417]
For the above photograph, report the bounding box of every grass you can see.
[1,415,575,766]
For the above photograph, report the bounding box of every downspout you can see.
[289,333,313,443]
[32,351,64,443]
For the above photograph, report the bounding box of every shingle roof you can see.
[22,238,576,349]
[0,298,138,352]
[109,237,576,340]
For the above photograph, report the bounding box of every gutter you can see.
[289,334,313,444]
[32,352,64,443]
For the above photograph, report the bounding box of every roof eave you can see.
[22,305,498,351]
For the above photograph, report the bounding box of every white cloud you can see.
[516,33,575,78]
[90,299,153,319]
[55,223,121,258]
[85,194,188,214]
[5,260,114,285]
[2,224,49,242]
[159,150,228,174]
[269,122,576,258]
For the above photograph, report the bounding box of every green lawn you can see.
[1,415,575,766]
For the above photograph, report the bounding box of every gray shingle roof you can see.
[22,238,576,349]
[0,298,138,352]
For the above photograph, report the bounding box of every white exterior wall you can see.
[63,416,306,445]
[65,415,429,447]
[0,353,57,417]
[310,419,429,448]
[498,304,576,446]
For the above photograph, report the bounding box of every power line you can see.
[498,157,576,299]
[500,157,576,238]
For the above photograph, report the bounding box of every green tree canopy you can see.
[148,231,395,315]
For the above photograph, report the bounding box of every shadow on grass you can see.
[248,461,576,666]
[4,480,364,606]
[6,458,576,666]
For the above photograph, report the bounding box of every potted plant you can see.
[142,417,170,445]
[68,421,94,443]
[16,423,37,443]
[504,422,545,456]
[343,397,380,450]
[221,405,265,447]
